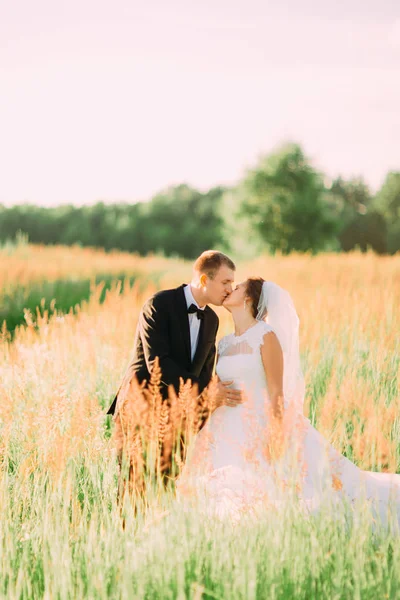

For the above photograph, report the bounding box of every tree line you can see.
[1,143,399,258]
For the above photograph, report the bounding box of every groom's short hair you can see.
[194,251,236,279]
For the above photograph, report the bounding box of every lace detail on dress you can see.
[218,321,274,358]
[217,335,233,357]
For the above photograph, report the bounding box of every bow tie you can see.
[188,304,205,320]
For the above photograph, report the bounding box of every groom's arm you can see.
[195,319,219,427]
[195,342,217,428]
[140,295,200,391]
[198,342,217,392]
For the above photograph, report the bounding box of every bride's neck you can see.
[231,309,257,337]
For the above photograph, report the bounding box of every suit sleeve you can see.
[140,295,200,392]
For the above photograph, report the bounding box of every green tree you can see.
[329,177,371,222]
[240,143,337,253]
[0,187,226,258]
[326,177,387,253]
[142,184,226,258]
[373,172,400,253]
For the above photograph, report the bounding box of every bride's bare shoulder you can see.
[260,328,282,359]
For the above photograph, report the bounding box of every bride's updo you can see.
[245,277,265,318]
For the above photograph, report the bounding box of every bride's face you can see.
[222,281,247,310]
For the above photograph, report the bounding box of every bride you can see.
[177,278,400,526]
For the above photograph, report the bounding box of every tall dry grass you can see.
[0,243,184,292]
[1,250,400,597]
[1,251,399,483]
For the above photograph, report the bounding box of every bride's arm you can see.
[260,332,284,420]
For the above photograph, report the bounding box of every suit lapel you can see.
[192,306,213,373]
[175,285,191,364]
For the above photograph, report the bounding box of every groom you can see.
[106,250,242,418]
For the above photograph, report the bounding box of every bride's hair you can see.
[245,277,265,318]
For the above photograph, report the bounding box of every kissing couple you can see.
[108,251,400,524]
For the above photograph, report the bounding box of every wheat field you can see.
[1,248,400,599]
[0,243,180,291]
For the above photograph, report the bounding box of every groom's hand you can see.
[215,381,244,408]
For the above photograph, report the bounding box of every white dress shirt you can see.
[184,284,205,361]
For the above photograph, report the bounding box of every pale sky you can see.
[1,0,399,206]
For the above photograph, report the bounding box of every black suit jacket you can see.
[106,284,219,415]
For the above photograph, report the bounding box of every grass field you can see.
[0,244,182,332]
[1,247,400,598]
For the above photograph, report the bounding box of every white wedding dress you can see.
[177,320,400,527]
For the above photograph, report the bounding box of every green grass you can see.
[1,456,400,599]
[0,272,155,333]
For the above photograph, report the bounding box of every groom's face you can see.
[203,265,235,306]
